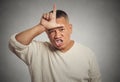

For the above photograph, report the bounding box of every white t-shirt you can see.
[9,34,101,82]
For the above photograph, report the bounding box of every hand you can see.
[40,4,64,29]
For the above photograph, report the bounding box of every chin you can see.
[53,45,63,49]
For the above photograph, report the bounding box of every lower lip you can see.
[56,44,62,47]
[55,42,63,47]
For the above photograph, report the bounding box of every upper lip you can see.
[54,38,63,42]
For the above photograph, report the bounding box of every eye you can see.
[48,30,55,34]
[59,28,65,32]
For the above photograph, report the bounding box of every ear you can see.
[68,24,72,34]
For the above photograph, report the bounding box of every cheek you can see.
[48,35,55,41]
[63,32,71,39]
[65,29,71,36]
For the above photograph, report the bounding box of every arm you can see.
[9,4,63,65]
[15,24,45,45]
[16,4,63,45]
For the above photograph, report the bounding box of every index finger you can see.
[53,4,56,17]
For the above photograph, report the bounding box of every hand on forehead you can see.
[40,4,64,30]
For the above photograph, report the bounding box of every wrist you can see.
[32,24,45,35]
[37,24,46,31]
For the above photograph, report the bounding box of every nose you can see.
[54,30,62,38]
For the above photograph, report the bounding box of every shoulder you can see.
[74,42,95,56]
[74,42,99,66]
[74,42,93,52]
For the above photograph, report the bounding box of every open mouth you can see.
[54,39,63,47]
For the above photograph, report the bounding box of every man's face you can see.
[46,17,72,51]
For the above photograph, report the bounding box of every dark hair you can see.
[50,10,69,21]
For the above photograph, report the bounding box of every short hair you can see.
[50,10,69,22]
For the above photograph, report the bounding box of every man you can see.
[9,5,101,82]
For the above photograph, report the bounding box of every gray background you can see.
[0,0,120,82]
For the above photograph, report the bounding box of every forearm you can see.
[16,24,45,45]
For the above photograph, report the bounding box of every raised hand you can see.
[40,4,64,29]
